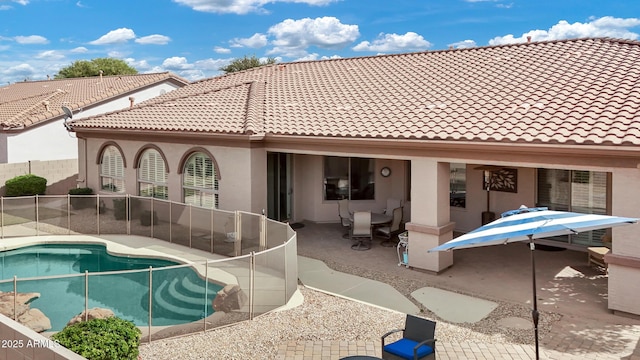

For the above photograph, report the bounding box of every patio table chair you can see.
[338,199,352,238]
[377,206,403,247]
[381,314,437,360]
[350,211,373,251]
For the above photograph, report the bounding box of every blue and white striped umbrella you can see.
[428,206,637,360]
[429,206,638,252]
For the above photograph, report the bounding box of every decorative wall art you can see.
[488,168,518,193]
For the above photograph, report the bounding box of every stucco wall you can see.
[4,82,182,164]
[82,138,262,213]
[0,159,78,196]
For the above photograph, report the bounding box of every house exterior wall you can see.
[608,167,640,316]
[4,82,181,164]
[81,137,263,213]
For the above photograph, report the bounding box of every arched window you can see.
[138,149,168,200]
[183,152,218,208]
[100,145,125,193]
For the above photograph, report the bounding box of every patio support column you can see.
[607,168,640,316]
[405,159,454,273]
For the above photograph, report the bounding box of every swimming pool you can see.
[0,243,223,331]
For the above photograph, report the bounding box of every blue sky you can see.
[1,0,639,84]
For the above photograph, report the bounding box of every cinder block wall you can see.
[0,159,78,196]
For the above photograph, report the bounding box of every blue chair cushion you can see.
[384,338,433,359]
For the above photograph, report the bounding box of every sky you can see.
[1,0,639,84]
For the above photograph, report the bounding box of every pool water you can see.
[0,244,222,331]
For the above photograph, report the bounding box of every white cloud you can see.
[125,58,152,71]
[76,1,88,7]
[162,56,194,70]
[213,46,231,54]
[14,35,48,44]
[35,50,65,60]
[489,16,640,45]
[230,33,268,48]
[0,5,12,10]
[449,39,477,49]
[172,0,336,15]
[13,0,29,5]
[1,63,35,81]
[135,34,171,45]
[353,32,431,52]
[70,46,88,53]
[89,28,136,45]
[267,17,359,57]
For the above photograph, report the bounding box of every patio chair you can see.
[381,314,437,360]
[377,206,403,247]
[383,198,403,215]
[350,211,373,251]
[338,199,352,237]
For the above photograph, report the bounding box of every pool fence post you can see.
[85,271,89,321]
[169,201,173,243]
[13,276,17,321]
[189,204,192,248]
[96,194,100,235]
[67,194,71,235]
[35,194,39,236]
[249,251,255,320]
[126,195,131,235]
[235,211,241,257]
[204,260,209,332]
[260,214,266,251]
[150,198,154,239]
[210,208,214,253]
[148,266,152,344]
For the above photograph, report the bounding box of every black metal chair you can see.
[381,314,436,360]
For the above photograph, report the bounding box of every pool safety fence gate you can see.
[0,194,298,342]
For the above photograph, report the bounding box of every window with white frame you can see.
[100,145,125,193]
[323,156,375,200]
[537,168,609,246]
[183,152,218,208]
[138,149,168,200]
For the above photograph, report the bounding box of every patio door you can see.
[267,152,292,222]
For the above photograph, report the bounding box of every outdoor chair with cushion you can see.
[381,314,437,360]
[383,198,403,215]
[377,206,403,247]
[338,199,352,237]
[350,211,373,251]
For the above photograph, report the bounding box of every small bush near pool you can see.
[52,317,141,360]
[5,174,47,196]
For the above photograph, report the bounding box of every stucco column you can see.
[607,168,640,316]
[405,159,454,272]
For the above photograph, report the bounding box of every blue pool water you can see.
[0,244,223,331]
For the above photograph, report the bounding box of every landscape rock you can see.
[67,307,115,326]
[17,308,51,333]
[0,291,40,319]
[212,284,247,313]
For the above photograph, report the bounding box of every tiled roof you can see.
[0,72,189,130]
[71,38,640,146]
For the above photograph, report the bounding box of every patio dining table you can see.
[349,212,393,225]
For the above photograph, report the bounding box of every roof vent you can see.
[43,100,50,112]
[527,36,531,43]
[128,96,135,109]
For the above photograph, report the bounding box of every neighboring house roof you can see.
[71,38,640,146]
[0,72,189,131]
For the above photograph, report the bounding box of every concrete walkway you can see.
[294,255,640,360]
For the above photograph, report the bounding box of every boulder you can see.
[67,307,115,326]
[212,284,247,313]
[18,309,51,333]
[0,291,40,319]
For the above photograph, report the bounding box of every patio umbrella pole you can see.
[529,235,540,360]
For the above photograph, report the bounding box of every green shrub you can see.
[5,174,47,196]
[68,187,94,195]
[51,317,141,360]
[68,188,95,210]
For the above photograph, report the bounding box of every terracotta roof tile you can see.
[71,38,640,146]
[0,72,188,129]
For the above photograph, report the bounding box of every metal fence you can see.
[0,194,298,342]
